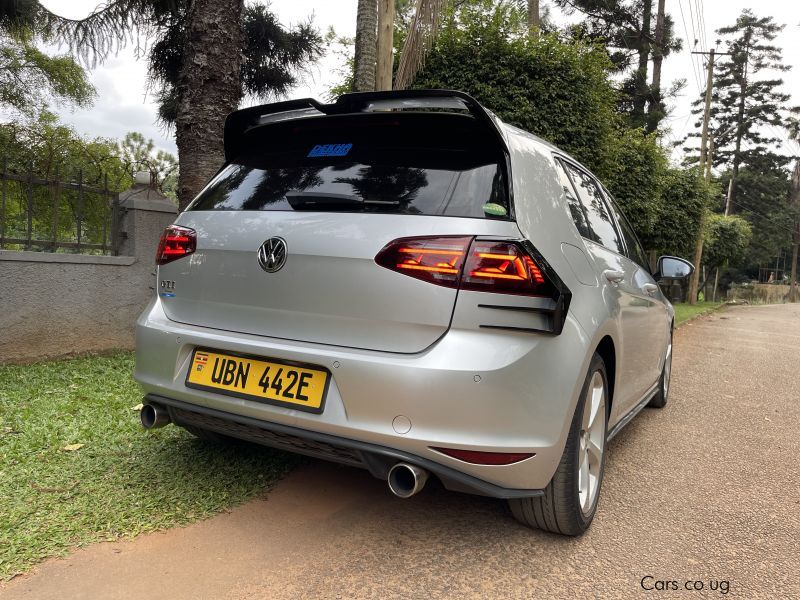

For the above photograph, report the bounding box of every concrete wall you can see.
[727,283,794,305]
[0,185,176,363]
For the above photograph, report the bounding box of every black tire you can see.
[648,329,673,409]
[508,353,608,536]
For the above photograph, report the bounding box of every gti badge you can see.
[257,237,287,273]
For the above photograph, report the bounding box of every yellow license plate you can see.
[185,349,330,413]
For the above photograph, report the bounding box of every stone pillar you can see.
[118,177,177,260]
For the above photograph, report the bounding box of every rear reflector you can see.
[156,225,197,265]
[431,447,535,465]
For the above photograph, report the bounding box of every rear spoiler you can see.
[223,89,508,162]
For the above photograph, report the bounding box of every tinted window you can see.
[605,193,650,270]
[555,160,593,239]
[563,163,624,254]
[189,114,509,219]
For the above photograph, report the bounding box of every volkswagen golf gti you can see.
[135,90,693,535]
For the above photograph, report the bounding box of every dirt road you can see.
[3,304,799,599]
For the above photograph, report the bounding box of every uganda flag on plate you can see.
[194,351,209,372]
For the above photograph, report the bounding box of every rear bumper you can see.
[135,296,591,494]
[147,394,544,498]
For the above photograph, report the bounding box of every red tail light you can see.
[374,236,472,288]
[375,236,550,296]
[156,225,196,265]
[462,241,547,295]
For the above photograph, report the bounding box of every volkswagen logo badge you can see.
[257,237,287,273]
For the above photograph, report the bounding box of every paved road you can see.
[3,304,799,599]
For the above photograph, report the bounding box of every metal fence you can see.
[0,160,121,255]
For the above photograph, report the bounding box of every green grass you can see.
[673,301,723,326]
[0,352,299,580]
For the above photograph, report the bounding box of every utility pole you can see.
[646,0,666,133]
[376,0,394,91]
[687,48,716,305]
[687,48,732,304]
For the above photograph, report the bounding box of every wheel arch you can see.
[595,335,616,416]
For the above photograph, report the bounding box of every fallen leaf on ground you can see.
[61,443,85,452]
[130,403,144,411]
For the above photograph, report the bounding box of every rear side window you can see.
[605,192,650,271]
[189,113,509,220]
[561,161,624,255]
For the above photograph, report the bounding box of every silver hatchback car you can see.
[135,90,693,535]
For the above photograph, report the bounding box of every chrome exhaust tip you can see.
[140,403,171,430]
[387,463,429,498]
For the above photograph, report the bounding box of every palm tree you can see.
[1,0,322,209]
[353,0,378,92]
[394,0,448,90]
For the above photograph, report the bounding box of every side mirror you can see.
[655,256,694,280]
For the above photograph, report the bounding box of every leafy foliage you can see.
[603,127,668,247]
[555,0,682,130]
[147,2,323,125]
[719,164,795,267]
[703,214,752,268]
[649,168,713,258]
[118,132,178,201]
[413,1,619,179]
[0,29,94,116]
[410,0,709,259]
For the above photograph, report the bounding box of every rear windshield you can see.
[188,113,510,219]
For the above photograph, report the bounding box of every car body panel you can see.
[135,91,676,497]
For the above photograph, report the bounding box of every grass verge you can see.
[0,352,298,580]
[673,301,724,326]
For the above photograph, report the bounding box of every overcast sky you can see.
[39,0,800,161]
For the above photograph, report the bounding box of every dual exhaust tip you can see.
[140,403,429,498]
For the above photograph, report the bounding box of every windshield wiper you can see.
[285,192,400,209]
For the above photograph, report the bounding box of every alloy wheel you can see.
[578,371,606,516]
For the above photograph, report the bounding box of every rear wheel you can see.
[648,331,672,408]
[508,353,608,536]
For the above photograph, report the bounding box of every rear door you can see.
[159,112,519,353]
[558,159,660,413]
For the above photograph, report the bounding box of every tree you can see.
[353,0,378,91]
[689,11,793,210]
[703,214,752,269]
[0,28,94,116]
[413,0,619,178]
[554,0,681,131]
[2,1,322,210]
[118,132,177,201]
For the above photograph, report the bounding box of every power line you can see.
[729,200,796,236]
[678,0,704,95]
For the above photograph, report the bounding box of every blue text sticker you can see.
[307,143,353,158]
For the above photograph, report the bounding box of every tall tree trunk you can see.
[631,0,652,127]
[175,0,245,210]
[376,0,394,91]
[353,0,378,92]
[645,0,665,133]
[527,0,540,38]
[728,33,751,213]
